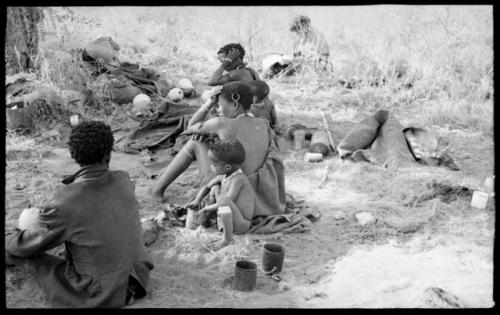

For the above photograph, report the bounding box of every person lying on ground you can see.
[149,81,286,217]
[187,138,255,250]
[248,80,278,129]
[207,43,260,86]
[5,121,154,308]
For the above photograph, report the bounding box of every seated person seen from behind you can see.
[5,121,154,308]
[248,80,277,129]
[187,138,255,250]
[207,43,260,86]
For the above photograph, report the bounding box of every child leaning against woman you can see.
[187,138,255,250]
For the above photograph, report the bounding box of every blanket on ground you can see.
[120,102,200,153]
[337,110,459,170]
[161,194,318,234]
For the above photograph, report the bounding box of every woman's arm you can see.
[188,86,223,127]
[207,61,232,86]
[207,48,241,86]
[183,116,226,136]
[188,99,215,127]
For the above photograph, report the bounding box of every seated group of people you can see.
[5,43,285,308]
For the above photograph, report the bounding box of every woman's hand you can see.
[226,48,240,62]
[201,85,223,110]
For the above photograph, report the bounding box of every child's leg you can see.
[220,197,251,234]
[150,140,211,201]
[216,206,234,249]
[212,196,252,251]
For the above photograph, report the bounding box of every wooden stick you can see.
[321,111,336,152]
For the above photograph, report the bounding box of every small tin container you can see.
[471,191,489,209]
[185,208,201,230]
[233,260,257,292]
[293,129,306,150]
[304,152,323,162]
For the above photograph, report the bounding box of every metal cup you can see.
[262,243,285,274]
[233,260,257,292]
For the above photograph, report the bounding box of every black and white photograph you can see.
[4,5,494,308]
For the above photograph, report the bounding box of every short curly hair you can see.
[220,81,254,111]
[247,80,270,102]
[208,137,246,165]
[217,43,245,59]
[68,121,114,166]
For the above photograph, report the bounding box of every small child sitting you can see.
[187,137,255,250]
[248,80,277,129]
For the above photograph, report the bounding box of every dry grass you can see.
[25,5,493,135]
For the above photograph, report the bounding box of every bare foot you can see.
[147,187,166,203]
[209,239,234,251]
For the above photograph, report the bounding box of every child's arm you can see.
[217,177,244,207]
[188,176,222,208]
[208,48,240,86]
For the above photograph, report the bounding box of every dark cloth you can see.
[247,123,287,217]
[5,164,154,308]
[121,102,200,153]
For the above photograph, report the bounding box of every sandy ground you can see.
[4,91,495,308]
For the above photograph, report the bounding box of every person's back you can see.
[54,170,149,275]
[6,121,153,308]
[221,115,270,176]
[250,97,276,128]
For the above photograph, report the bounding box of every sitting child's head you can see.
[217,43,245,70]
[217,43,245,59]
[248,80,270,103]
[68,121,114,166]
[208,138,246,175]
[218,81,254,117]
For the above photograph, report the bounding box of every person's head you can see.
[68,121,114,166]
[217,43,245,70]
[217,81,253,118]
[290,15,311,35]
[208,138,246,175]
[248,80,270,103]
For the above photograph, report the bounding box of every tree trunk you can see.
[5,7,43,75]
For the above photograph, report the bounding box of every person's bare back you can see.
[219,115,270,175]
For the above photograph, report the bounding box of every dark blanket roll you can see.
[337,110,388,158]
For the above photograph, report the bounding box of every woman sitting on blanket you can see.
[149,81,286,217]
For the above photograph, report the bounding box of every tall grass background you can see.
[32,5,493,135]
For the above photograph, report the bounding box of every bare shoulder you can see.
[232,172,252,188]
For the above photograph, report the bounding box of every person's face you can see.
[217,95,239,118]
[218,52,237,71]
[208,151,231,175]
